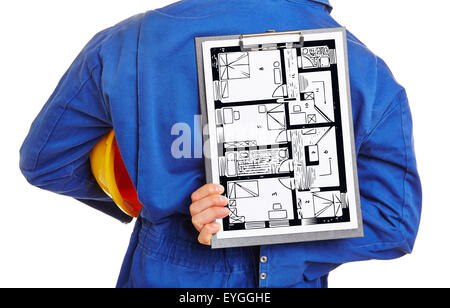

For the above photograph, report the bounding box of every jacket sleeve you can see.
[301,85,422,281]
[19,29,132,223]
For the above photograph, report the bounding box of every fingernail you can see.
[213,222,221,229]
[220,196,228,203]
[216,185,224,193]
[220,207,230,216]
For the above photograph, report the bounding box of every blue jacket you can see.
[20,0,422,288]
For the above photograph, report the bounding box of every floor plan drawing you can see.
[196,29,363,248]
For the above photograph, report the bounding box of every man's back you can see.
[20,0,421,288]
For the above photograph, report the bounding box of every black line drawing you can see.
[211,44,346,231]
[219,52,251,80]
[228,180,260,199]
[299,46,336,69]
[320,158,333,177]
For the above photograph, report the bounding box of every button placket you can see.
[258,247,269,288]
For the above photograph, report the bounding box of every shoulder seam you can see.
[359,89,406,147]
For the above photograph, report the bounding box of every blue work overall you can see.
[20,0,422,288]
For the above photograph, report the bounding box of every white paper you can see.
[200,30,361,243]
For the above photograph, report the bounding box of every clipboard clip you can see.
[239,30,304,52]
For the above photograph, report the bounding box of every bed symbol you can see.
[268,203,288,220]
[223,108,241,125]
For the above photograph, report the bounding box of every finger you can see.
[198,222,222,246]
[191,184,224,203]
[191,207,230,232]
[190,194,228,216]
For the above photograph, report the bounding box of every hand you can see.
[190,184,230,246]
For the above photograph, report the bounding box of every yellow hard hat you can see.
[90,130,142,218]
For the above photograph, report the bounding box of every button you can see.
[260,273,267,280]
[260,256,268,263]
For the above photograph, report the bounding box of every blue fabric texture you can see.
[20,0,422,288]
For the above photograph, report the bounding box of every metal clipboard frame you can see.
[195,28,363,249]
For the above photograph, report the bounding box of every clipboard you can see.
[195,28,363,249]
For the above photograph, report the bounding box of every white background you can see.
[0,0,447,288]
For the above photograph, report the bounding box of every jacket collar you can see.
[312,0,332,10]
